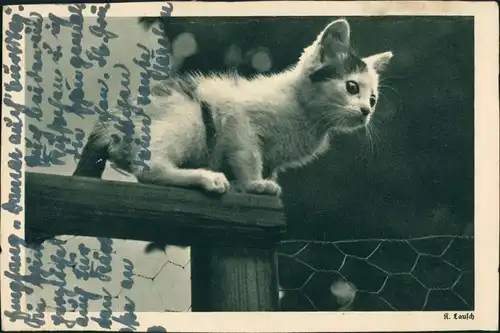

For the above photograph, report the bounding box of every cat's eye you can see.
[345,81,359,95]
[370,95,377,107]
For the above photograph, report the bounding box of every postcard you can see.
[1,1,498,332]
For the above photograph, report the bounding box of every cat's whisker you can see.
[355,132,368,162]
[308,106,353,134]
[365,126,373,160]
[378,74,406,84]
[354,119,381,163]
[379,84,401,101]
[378,91,403,119]
[377,71,398,87]
[368,123,380,158]
[357,127,373,163]
[329,102,360,114]
[369,122,382,157]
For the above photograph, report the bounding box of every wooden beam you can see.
[25,172,286,248]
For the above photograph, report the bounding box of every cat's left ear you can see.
[300,19,352,71]
[363,51,394,73]
[318,19,351,62]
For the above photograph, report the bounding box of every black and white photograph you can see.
[1,1,498,332]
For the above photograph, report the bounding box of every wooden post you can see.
[191,245,280,311]
[25,172,286,311]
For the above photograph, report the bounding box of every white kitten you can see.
[75,19,393,196]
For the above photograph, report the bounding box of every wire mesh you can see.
[277,236,474,311]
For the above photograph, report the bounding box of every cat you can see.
[74,19,393,197]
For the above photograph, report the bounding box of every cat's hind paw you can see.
[245,180,281,196]
[199,170,230,194]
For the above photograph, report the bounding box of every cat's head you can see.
[296,19,393,132]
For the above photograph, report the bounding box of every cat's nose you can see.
[360,107,371,116]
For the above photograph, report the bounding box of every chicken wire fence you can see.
[277,236,474,311]
[19,234,473,313]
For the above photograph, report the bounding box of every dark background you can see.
[156,16,475,240]
[154,16,475,311]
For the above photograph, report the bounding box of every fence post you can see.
[191,244,280,311]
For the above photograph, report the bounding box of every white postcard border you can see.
[1,1,498,332]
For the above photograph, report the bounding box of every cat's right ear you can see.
[300,19,351,72]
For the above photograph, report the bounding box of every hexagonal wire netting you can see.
[277,236,474,311]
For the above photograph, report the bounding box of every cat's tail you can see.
[73,16,179,253]
[73,130,109,178]
[74,124,186,254]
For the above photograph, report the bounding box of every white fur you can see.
[90,19,393,196]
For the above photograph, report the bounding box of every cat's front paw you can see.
[199,171,230,194]
[245,180,281,196]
